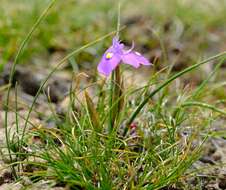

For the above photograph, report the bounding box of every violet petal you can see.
[97,47,121,76]
[122,51,151,68]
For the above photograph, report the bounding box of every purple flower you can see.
[97,36,151,76]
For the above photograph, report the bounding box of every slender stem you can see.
[14,83,20,175]
[111,66,122,130]
[116,2,121,38]
[108,73,114,131]
[108,2,122,132]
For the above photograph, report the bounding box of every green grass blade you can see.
[181,101,226,116]
[191,58,224,99]
[4,0,57,178]
[126,51,226,129]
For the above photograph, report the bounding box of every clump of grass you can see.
[2,0,226,189]
[5,51,226,189]
[17,50,225,189]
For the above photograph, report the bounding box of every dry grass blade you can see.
[84,91,101,131]
[112,67,124,127]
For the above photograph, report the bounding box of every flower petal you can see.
[122,51,151,68]
[97,48,121,76]
[112,37,124,53]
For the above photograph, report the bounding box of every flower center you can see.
[105,52,113,60]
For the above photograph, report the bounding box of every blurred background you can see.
[0,0,225,74]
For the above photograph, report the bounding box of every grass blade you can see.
[4,0,57,178]
[181,101,226,116]
[84,91,100,131]
[126,51,226,132]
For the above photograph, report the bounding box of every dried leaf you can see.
[84,91,100,131]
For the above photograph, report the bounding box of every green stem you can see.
[116,2,121,38]
[108,1,121,132]
[108,72,115,132]
[111,66,122,130]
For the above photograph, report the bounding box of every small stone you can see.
[0,176,4,186]
[219,178,226,189]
